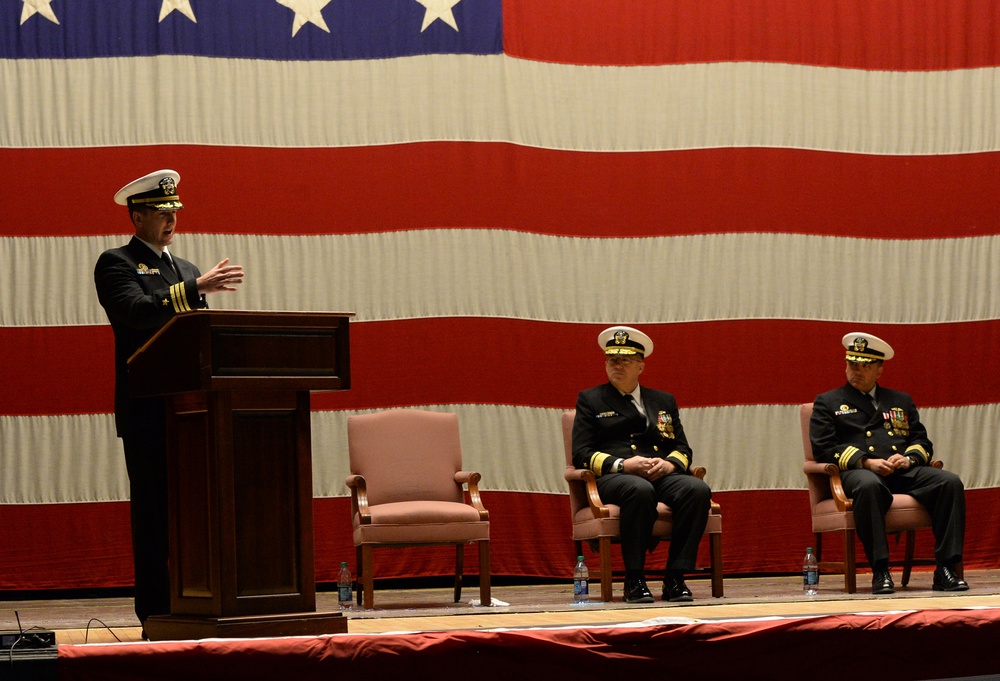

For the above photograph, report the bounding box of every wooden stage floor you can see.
[4,568,999,646]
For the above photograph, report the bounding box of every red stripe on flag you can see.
[3,146,999,239]
[4,319,998,416]
[503,0,1000,69]
[0,326,116,415]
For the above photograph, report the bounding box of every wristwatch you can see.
[614,459,625,474]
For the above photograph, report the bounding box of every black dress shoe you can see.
[623,577,655,604]
[933,565,969,592]
[871,569,895,595]
[662,575,694,602]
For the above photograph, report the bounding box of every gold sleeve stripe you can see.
[169,282,192,313]
[668,451,689,471]
[169,284,181,312]
[838,445,861,471]
[589,452,611,477]
[905,444,929,464]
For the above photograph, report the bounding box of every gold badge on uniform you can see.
[889,407,909,435]
[137,263,160,276]
[656,411,675,439]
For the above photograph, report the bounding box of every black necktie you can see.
[626,394,648,425]
[162,252,179,278]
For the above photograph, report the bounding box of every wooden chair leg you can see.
[599,536,613,602]
[844,530,857,594]
[454,543,465,602]
[901,529,916,586]
[814,533,823,561]
[709,532,724,598]
[355,545,363,607]
[362,544,374,610]
[478,540,491,606]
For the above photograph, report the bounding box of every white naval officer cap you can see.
[598,325,653,358]
[842,332,894,363]
[114,169,183,211]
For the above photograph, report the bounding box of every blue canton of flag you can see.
[2,0,502,59]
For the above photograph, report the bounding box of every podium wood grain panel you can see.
[130,311,353,640]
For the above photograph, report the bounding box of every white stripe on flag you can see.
[4,404,999,505]
[4,232,999,327]
[3,56,1000,154]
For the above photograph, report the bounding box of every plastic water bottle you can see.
[338,561,353,610]
[573,555,589,604]
[803,547,819,595]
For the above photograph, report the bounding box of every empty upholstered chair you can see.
[800,402,945,593]
[346,409,490,610]
[561,410,723,601]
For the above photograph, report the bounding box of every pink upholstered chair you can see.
[346,409,490,610]
[800,402,944,593]
[561,410,724,601]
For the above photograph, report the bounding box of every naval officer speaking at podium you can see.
[94,169,245,629]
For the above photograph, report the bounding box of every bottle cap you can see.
[577,555,584,561]
[341,561,348,566]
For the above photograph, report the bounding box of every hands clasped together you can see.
[622,455,677,481]
[865,453,912,477]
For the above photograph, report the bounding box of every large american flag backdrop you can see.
[2,0,999,592]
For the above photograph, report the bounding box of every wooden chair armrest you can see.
[344,474,371,524]
[802,461,851,512]
[802,460,835,476]
[826,467,851,512]
[456,470,489,520]
[563,466,610,518]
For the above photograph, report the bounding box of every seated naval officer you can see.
[571,325,712,603]
[809,332,968,595]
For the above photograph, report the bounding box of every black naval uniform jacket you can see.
[94,236,206,437]
[810,382,933,472]
[572,382,694,477]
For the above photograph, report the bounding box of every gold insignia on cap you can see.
[852,337,869,353]
[159,176,177,195]
[614,330,629,346]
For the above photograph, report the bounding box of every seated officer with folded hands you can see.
[572,326,712,604]
[810,332,968,595]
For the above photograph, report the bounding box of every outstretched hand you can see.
[197,258,245,294]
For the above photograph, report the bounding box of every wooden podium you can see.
[128,310,353,641]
